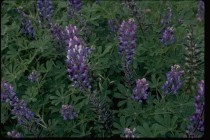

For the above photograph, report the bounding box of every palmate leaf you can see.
[49,88,69,106]
[117,83,127,95]
[46,119,59,135]
[113,116,133,135]
[22,86,38,103]
[136,122,165,137]
[1,105,9,124]
[71,123,92,137]
[149,74,162,88]
[113,92,127,99]
[154,114,178,135]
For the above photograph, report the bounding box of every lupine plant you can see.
[1,0,204,138]
[162,64,184,94]
[7,130,22,138]
[36,0,53,27]
[186,80,204,138]
[17,8,35,39]
[67,0,82,17]
[118,18,137,87]
[196,0,204,23]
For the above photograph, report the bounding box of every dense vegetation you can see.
[1,0,204,138]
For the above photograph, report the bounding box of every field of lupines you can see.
[1,0,204,138]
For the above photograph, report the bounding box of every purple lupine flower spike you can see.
[37,0,53,26]
[7,130,22,138]
[65,25,91,92]
[119,18,137,66]
[67,0,82,17]
[160,27,175,46]
[161,7,172,26]
[50,24,65,43]
[28,71,40,83]
[11,100,36,125]
[186,80,204,138]
[1,82,20,107]
[124,128,136,138]
[17,9,35,39]
[196,1,205,22]
[132,78,149,103]
[162,64,184,94]
[1,82,39,126]
[60,105,78,120]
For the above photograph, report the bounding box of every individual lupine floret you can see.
[7,130,22,138]
[65,25,91,91]
[60,105,78,120]
[196,1,205,22]
[119,18,137,66]
[124,128,136,138]
[161,7,172,26]
[28,71,40,83]
[67,0,82,17]
[132,78,149,103]
[37,0,53,26]
[162,64,184,94]
[17,9,35,39]
[186,80,204,138]
[160,27,175,46]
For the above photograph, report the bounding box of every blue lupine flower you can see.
[65,25,91,91]
[196,1,205,22]
[162,64,184,94]
[124,128,136,138]
[161,7,172,26]
[37,0,53,26]
[50,24,65,43]
[60,105,78,120]
[67,0,82,17]
[28,71,40,83]
[160,27,175,46]
[132,78,149,103]
[1,82,39,126]
[7,130,22,138]
[1,82,17,104]
[119,18,137,66]
[17,9,35,39]
[11,100,37,125]
[186,80,204,138]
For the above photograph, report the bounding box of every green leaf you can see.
[99,44,113,57]
[113,122,122,130]
[126,117,132,127]
[113,92,126,99]
[1,105,9,124]
[22,86,38,103]
[137,122,153,137]
[117,83,126,94]
[117,100,127,107]
[46,60,54,70]
[120,116,126,128]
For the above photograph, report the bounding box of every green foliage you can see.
[1,0,204,138]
